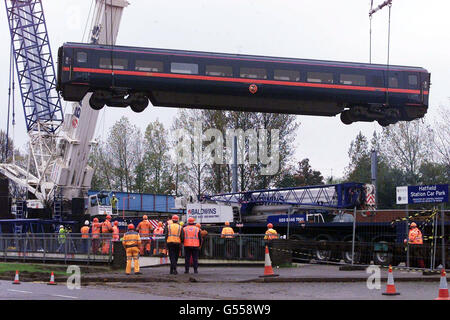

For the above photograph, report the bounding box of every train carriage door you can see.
[63,47,75,81]
[406,73,420,104]
[420,73,430,105]
[57,47,64,89]
[74,49,89,82]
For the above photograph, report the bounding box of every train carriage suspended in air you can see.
[57,42,430,126]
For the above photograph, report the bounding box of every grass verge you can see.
[0,262,68,276]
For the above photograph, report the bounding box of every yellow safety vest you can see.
[167,223,182,243]
[264,228,278,240]
[221,227,235,238]
[122,231,141,248]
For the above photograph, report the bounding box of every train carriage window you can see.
[408,75,418,87]
[388,76,399,88]
[76,52,88,63]
[274,69,300,81]
[240,67,267,79]
[205,65,233,77]
[135,60,163,72]
[307,72,333,84]
[339,74,366,86]
[371,75,384,87]
[171,62,198,74]
[99,57,128,70]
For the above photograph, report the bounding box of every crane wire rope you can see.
[369,0,373,64]
[105,0,115,89]
[10,42,16,164]
[385,1,392,107]
[5,44,13,162]
[95,0,114,174]
[369,1,393,110]
[82,0,95,43]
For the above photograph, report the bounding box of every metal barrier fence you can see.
[0,233,268,264]
[197,234,267,261]
[285,207,449,272]
[0,233,114,263]
[3,210,444,270]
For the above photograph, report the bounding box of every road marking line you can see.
[8,289,32,294]
[52,294,78,299]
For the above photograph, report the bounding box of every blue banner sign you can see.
[397,184,448,204]
[267,214,306,224]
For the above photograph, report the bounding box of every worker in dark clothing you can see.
[181,217,202,274]
[164,215,182,275]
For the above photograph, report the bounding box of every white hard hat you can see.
[59,225,64,229]
[84,220,89,225]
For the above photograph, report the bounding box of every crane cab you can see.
[87,192,114,217]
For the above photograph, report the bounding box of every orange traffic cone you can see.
[48,272,57,285]
[12,270,20,284]
[382,265,400,296]
[435,269,450,300]
[259,246,279,278]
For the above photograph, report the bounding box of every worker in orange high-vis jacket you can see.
[264,223,279,241]
[101,215,113,254]
[221,221,235,238]
[91,217,102,254]
[137,215,153,256]
[112,221,120,242]
[264,223,279,260]
[181,217,202,274]
[196,223,208,243]
[165,215,182,275]
[404,222,425,268]
[80,220,90,254]
[196,223,208,255]
[122,224,142,275]
[152,221,165,255]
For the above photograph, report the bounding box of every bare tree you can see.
[106,116,143,192]
[433,104,450,168]
[172,109,210,198]
[141,119,174,194]
[0,130,14,163]
[380,120,434,184]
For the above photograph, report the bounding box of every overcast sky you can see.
[0,0,449,179]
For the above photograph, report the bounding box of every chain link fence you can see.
[284,207,449,271]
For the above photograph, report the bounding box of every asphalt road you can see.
[2,279,441,300]
[0,280,188,300]
[100,281,442,300]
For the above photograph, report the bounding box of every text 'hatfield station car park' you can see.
[0,0,448,306]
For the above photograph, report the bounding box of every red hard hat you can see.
[410,222,417,228]
[143,215,148,220]
[225,221,230,226]
[114,221,118,226]
[188,217,195,224]
[128,224,135,230]
[172,215,179,222]
[267,223,273,229]
[93,218,99,222]
[106,215,111,220]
